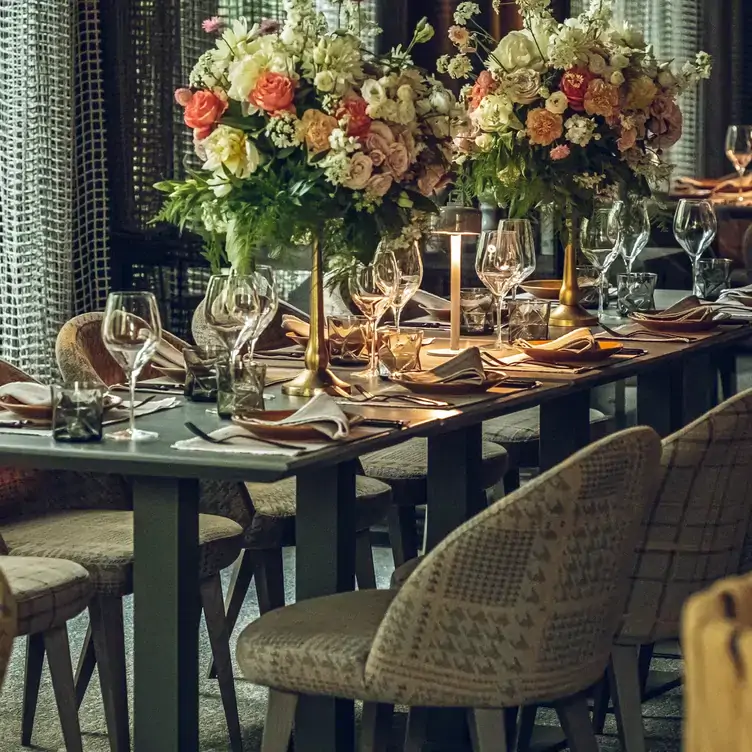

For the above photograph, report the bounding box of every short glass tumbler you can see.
[379,329,423,374]
[695,258,731,301]
[51,382,105,442]
[616,273,658,316]
[183,345,223,402]
[233,360,266,418]
[327,315,369,362]
[460,288,494,335]
[215,351,234,418]
[507,300,550,343]
[576,266,601,309]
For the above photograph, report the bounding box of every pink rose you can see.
[550,144,571,161]
[175,88,193,107]
[343,152,374,190]
[365,173,393,198]
[369,149,386,167]
[648,94,683,149]
[364,121,395,155]
[417,163,447,197]
[386,142,410,179]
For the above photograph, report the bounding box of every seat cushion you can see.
[483,408,609,445]
[244,476,391,531]
[237,590,395,701]
[361,438,508,501]
[390,556,423,589]
[0,556,91,637]
[1,511,243,597]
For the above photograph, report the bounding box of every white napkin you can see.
[396,347,487,386]
[0,382,50,406]
[281,315,311,338]
[412,290,451,311]
[172,425,309,456]
[717,286,752,319]
[151,339,186,369]
[497,328,596,369]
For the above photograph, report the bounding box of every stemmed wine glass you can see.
[476,230,524,349]
[349,260,397,378]
[725,125,752,202]
[373,241,423,332]
[616,199,650,274]
[581,203,621,320]
[236,266,279,362]
[102,291,162,442]
[673,199,718,296]
[204,272,260,360]
[498,219,536,299]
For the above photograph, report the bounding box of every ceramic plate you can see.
[232,410,362,441]
[519,280,563,300]
[628,315,721,333]
[519,340,623,364]
[389,372,506,395]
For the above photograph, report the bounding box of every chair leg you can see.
[201,575,242,752]
[254,548,286,615]
[90,597,130,752]
[467,708,506,752]
[355,529,377,590]
[503,467,521,494]
[609,644,647,752]
[553,694,598,752]
[516,704,537,752]
[360,702,394,752]
[404,706,429,752]
[262,689,297,752]
[44,626,84,752]
[74,621,96,708]
[21,632,45,746]
[591,675,611,734]
[387,505,418,567]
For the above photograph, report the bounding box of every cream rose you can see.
[502,69,541,105]
[588,53,607,75]
[472,93,518,132]
[314,70,336,93]
[545,91,569,115]
[490,30,544,73]
[429,88,454,115]
[475,133,494,151]
[361,79,387,107]
[202,125,261,178]
[343,152,374,190]
[610,70,626,86]
[365,173,393,197]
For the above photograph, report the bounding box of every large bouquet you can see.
[443,0,712,218]
[155,0,461,273]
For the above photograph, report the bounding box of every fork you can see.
[598,321,694,344]
[184,422,307,452]
[351,383,450,408]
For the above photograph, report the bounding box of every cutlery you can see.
[598,321,694,344]
[359,418,408,429]
[499,378,541,390]
[351,384,451,408]
[112,382,183,393]
[184,422,308,452]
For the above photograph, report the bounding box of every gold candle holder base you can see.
[548,303,597,328]
[282,368,350,397]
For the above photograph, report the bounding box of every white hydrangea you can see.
[265,112,304,149]
[548,22,590,70]
[320,150,351,185]
[564,115,599,147]
[328,128,361,154]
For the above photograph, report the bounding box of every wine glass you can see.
[725,125,752,202]
[349,261,396,378]
[673,199,718,296]
[238,266,279,362]
[498,219,536,299]
[616,200,650,274]
[204,273,259,359]
[373,241,423,332]
[580,203,621,320]
[476,230,524,349]
[102,291,162,442]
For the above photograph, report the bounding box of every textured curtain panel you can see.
[0,0,109,380]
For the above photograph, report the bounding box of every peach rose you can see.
[338,95,371,138]
[469,70,497,112]
[365,173,393,197]
[584,79,620,119]
[503,69,541,105]
[184,90,227,140]
[526,107,563,146]
[369,149,386,167]
[364,121,395,155]
[648,94,683,148]
[417,163,448,196]
[560,67,595,113]
[301,109,338,153]
[250,72,296,115]
[175,88,193,107]
[386,142,410,179]
[448,25,474,52]
[617,126,637,152]
[343,152,374,190]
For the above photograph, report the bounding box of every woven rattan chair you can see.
[236,426,661,752]
[0,554,92,752]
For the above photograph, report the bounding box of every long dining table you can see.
[0,298,749,752]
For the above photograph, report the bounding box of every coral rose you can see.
[584,79,620,119]
[550,144,571,160]
[184,90,227,140]
[559,67,594,112]
[301,109,338,153]
[250,72,296,115]
[526,108,563,146]
[648,94,683,148]
[338,96,371,138]
[343,152,373,190]
[469,70,497,111]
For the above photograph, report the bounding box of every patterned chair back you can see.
[55,312,189,387]
[365,426,662,709]
[620,388,752,644]
[0,566,16,690]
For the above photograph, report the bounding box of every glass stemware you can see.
[580,203,621,320]
[725,125,752,202]
[349,261,396,378]
[373,241,423,332]
[102,291,162,442]
[476,230,524,349]
[616,200,650,274]
[204,273,260,359]
[673,198,718,296]
[498,219,536,299]
[242,266,279,362]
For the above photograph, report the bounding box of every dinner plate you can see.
[153,366,187,382]
[419,305,451,322]
[389,372,506,395]
[232,410,363,441]
[628,315,721,333]
[0,393,124,423]
[519,340,623,364]
[520,280,596,300]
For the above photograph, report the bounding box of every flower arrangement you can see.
[154,0,461,273]
[443,0,712,218]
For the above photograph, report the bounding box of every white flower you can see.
[447,54,473,79]
[548,22,589,69]
[657,69,676,88]
[227,36,290,102]
[428,115,451,138]
[490,30,544,73]
[610,20,646,50]
[516,0,552,17]
[545,91,569,114]
[320,150,352,185]
[436,54,451,74]
[314,70,336,93]
[610,53,630,70]
[202,125,261,178]
[564,115,598,147]
[362,79,387,106]
[396,99,417,125]
[573,172,605,189]
[328,128,361,153]
[472,93,518,132]
[428,87,454,115]
[302,35,363,95]
[265,112,303,149]
[588,53,607,75]
[475,133,495,151]
[397,84,415,102]
[610,70,625,86]
[207,175,233,198]
[453,2,481,26]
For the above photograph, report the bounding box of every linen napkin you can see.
[630,296,721,323]
[412,290,451,311]
[513,327,597,354]
[394,347,488,386]
[281,315,311,338]
[494,329,600,373]
[172,425,308,457]
[0,382,50,406]
[716,286,752,320]
[151,339,186,370]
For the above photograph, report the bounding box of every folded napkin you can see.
[282,315,311,338]
[395,347,488,386]
[718,285,752,308]
[514,327,597,354]
[0,382,50,406]
[104,397,182,426]
[631,296,722,323]
[412,289,451,311]
[172,425,307,457]
[151,339,186,370]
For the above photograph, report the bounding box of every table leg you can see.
[716,348,738,402]
[425,424,484,551]
[294,461,357,752]
[133,477,200,752]
[539,391,591,472]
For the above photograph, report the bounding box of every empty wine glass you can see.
[725,125,752,202]
[581,203,621,320]
[673,199,718,296]
[102,291,162,442]
[204,273,260,359]
[242,266,279,362]
[476,230,524,349]
[498,219,536,298]
[616,199,650,274]
[373,241,423,332]
[349,261,396,378]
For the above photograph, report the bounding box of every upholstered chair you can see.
[0,359,246,752]
[0,553,92,752]
[599,389,752,752]
[236,426,662,752]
